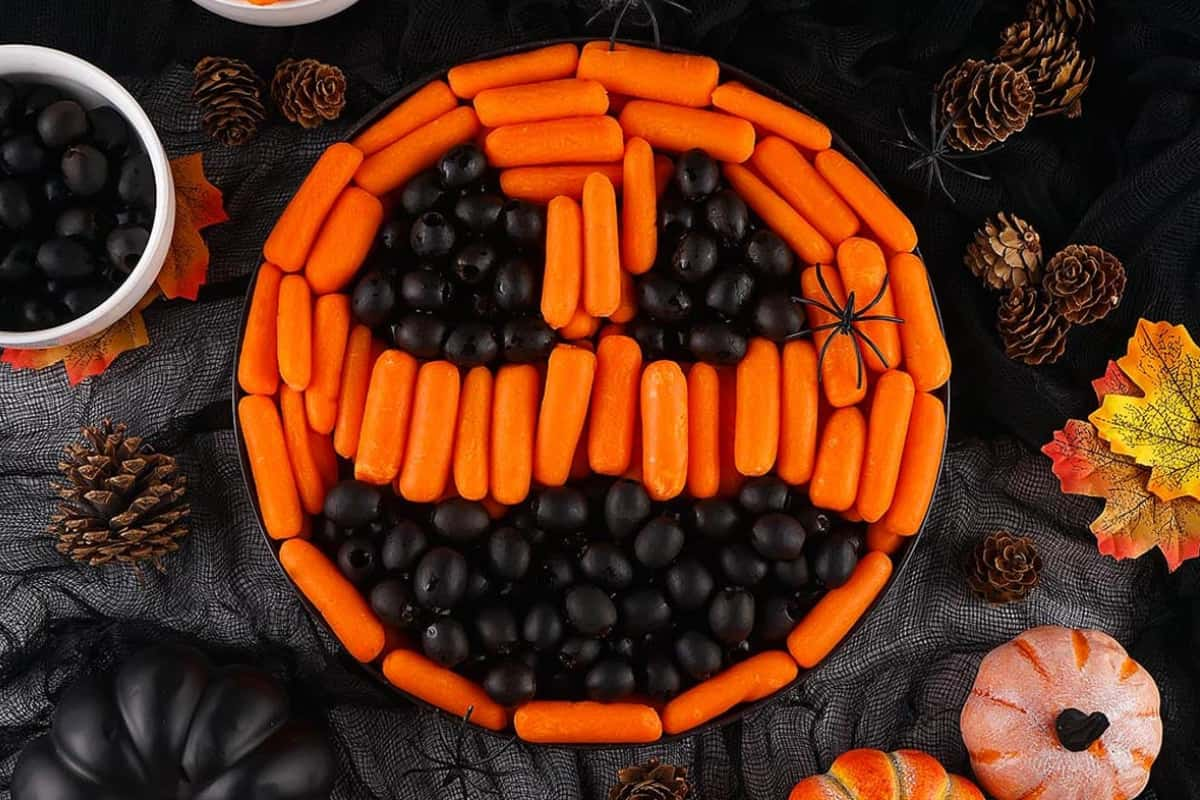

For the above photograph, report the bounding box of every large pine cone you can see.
[964,212,1043,291]
[192,56,266,147]
[967,531,1042,603]
[1026,0,1096,37]
[271,58,347,129]
[998,19,1094,118]
[609,759,689,800]
[997,285,1070,365]
[936,59,1036,152]
[48,421,189,570]
[1043,244,1126,324]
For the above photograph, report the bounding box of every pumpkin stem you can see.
[1055,708,1110,752]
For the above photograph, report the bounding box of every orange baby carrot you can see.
[305,293,352,435]
[841,508,863,523]
[710,81,832,151]
[277,274,313,391]
[355,106,480,195]
[280,386,328,516]
[484,115,624,169]
[499,164,624,203]
[619,101,755,164]
[354,350,418,485]
[238,262,282,396]
[788,551,892,667]
[541,195,583,329]
[352,79,459,157]
[382,648,508,730]
[815,149,918,254]
[491,364,540,505]
[588,334,643,476]
[280,539,385,663]
[751,136,858,245]
[448,42,580,99]
[809,406,866,512]
[881,392,946,536]
[837,237,901,372]
[334,325,376,459]
[474,78,608,127]
[724,163,834,266]
[654,153,674,197]
[778,340,819,485]
[577,41,719,107]
[570,416,592,480]
[397,361,462,503]
[582,171,622,317]
[888,253,951,392]
[621,136,657,274]
[611,270,637,323]
[641,360,688,501]
[453,367,492,501]
[305,188,384,295]
[866,523,905,555]
[309,429,338,489]
[856,370,915,523]
[515,701,662,744]
[264,142,363,272]
[238,395,303,540]
[560,307,600,340]
[687,362,720,498]
[800,265,866,408]
[662,652,798,734]
[735,338,781,476]
[535,345,597,486]
[717,366,743,497]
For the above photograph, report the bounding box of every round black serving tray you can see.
[232,37,950,748]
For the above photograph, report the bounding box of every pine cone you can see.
[48,421,189,571]
[967,531,1042,603]
[998,20,1094,119]
[193,56,265,147]
[272,58,347,129]
[964,212,1044,291]
[609,759,689,800]
[997,285,1070,365]
[1026,0,1096,37]
[936,59,1035,152]
[1043,244,1126,324]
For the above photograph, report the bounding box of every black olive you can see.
[750,513,808,561]
[350,271,396,326]
[41,175,71,210]
[487,526,531,580]
[409,211,457,258]
[534,487,588,532]
[105,225,149,273]
[117,153,155,210]
[392,312,447,359]
[703,189,750,243]
[739,476,791,515]
[401,169,445,215]
[719,543,768,587]
[665,558,715,611]
[810,533,859,588]
[36,238,93,279]
[753,293,805,341]
[687,322,748,365]
[437,144,487,189]
[757,595,800,642]
[502,200,545,245]
[0,80,16,127]
[657,187,697,238]
[795,505,833,538]
[773,555,811,589]
[0,180,32,230]
[380,520,428,572]
[454,193,504,233]
[483,659,537,706]
[637,273,693,322]
[0,240,36,282]
[37,100,88,149]
[523,602,564,651]
[622,589,672,635]
[423,618,469,668]
[476,606,520,654]
[87,106,130,155]
[444,322,499,367]
[541,552,575,592]
[674,631,722,680]
[465,567,492,601]
[452,242,497,285]
[2,134,46,175]
[579,542,634,592]
[335,536,379,585]
[705,267,756,318]
[369,579,418,628]
[643,653,681,698]
[399,268,453,311]
[493,256,540,312]
[675,148,720,200]
[564,584,617,637]
[610,636,636,660]
[16,298,59,331]
[708,588,756,645]
[745,229,793,279]
[61,144,109,196]
[21,85,62,120]
[670,231,719,284]
[114,206,152,228]
[412,546,469,610]
[500,317,555,362]
[322,480,383,528]
[585,658,636,702]
[61,285,109,316]
[558,636,602,672]
[633,516,685,569]
[627,318,672,361]
[689,499,740,540]
[378,219,408,250]
[604,479,652,538]
[432,498,491,542]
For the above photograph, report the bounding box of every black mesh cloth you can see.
[1,1,1198,798]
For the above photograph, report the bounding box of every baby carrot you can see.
[621,136,657,274]
[453,367,492,501]
[334,325,376,459]
[309,429,338,489]
[888,253,951,392]
[777,340,819,485]
[619,101,756,164]
[837,237,901,372]
[724,163,833,266]
[866,523,905,555]
[354,350,418,485]
[735,338,781,476]
[577,41,719,107]
[499,164,623,203]
[687,362,720,498]
[751,137,858,245]
[856,370,915,523]
[280,386,328,515]
[541,195,583,329]
[264,142,363,272]
[448,42,579,99]
[582,171,622,317]
[654,154,674,197]
[809,406,866,512]
[491,364,540,505]
[661,652,798,735]
[717,366,743,497]
[560,307,600,340]
[238,262,282,396]
[588,334,643,476]
[515,701,662,744]
[710,81,832,151]
[570,417,592,480]
[397,361,461,503]
[305,188,384,295]
[641,360,688,501]
[814,149,918,254]
[352,80,458,156]
[381,648,508,730]
[534,345,597,486]
[788,551,892,668]
[277,274,313,391]
[355,106,480,195]
[611,270,637,323]
[485,116,624,169]
[880,392,946,536]
[305,293,351,435]
[474,78,608,127]
[799,266,866,408]
[238,395,303,540]
[280,539,385,663]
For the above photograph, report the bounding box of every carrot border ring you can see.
[230,36,951,748]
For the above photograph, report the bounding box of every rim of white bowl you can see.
[209,0,327,8]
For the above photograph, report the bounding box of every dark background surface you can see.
[0,1,1198,798]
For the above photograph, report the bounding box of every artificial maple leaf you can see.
[1091,320,1200,503]
[156,153,228,300]
[1043,419,1200,571]
[1091,359,1141,404]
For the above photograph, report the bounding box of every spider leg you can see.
[941,159,992,181]
[660,0,693,12]
[794,296,841,318]
[852,327,890,370]
[609,0,637,49]
[813,264,844,314]
[646,0,663,48]
[852,329,866,388]
[856,313,904,324]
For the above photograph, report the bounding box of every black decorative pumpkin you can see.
[11,645,336,800]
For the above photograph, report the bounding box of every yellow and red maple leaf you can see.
[156,152,228,300]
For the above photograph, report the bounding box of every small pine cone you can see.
[272,58,347,129]
[1026,0,1096,37]
[997,285,1070,365]
[964,212,1044,291]
[967,531,1042,603]
[1043,244,1126,324]
[609,759,689,800]
[936,59,1036,152]
[998,19,1094,119]
[192,56,266,147]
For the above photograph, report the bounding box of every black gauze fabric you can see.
[1,1,1199,798]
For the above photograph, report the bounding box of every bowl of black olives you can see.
[0,45,174,349]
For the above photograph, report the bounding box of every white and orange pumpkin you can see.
[789,749,983,800]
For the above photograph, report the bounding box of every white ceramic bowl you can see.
[190,0,361,27]
[0,45,175,350]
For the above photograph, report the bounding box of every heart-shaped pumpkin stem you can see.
[1055,708,1110,752]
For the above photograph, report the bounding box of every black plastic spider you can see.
[401,707,522,800]
[585,0,692,50]
[791,263,904,390]
[887,99,994,203]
